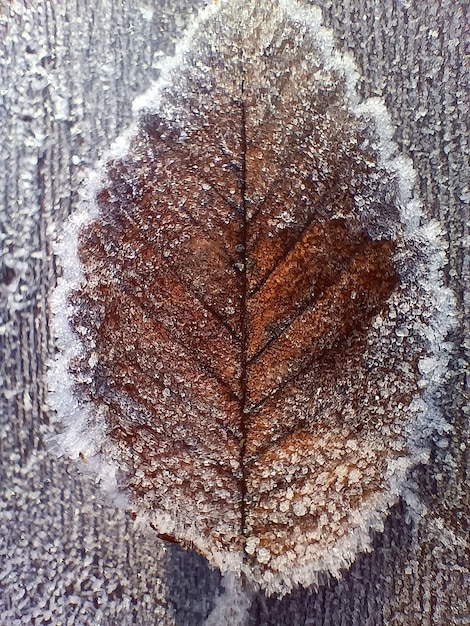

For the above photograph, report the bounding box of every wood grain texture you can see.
[0,0,468,624]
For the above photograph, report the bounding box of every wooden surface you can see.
[0,0,468,624]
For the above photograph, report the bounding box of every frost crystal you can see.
[48,0,454,597]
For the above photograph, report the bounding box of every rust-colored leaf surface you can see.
[53,1,448,596]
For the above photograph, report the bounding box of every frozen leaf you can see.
[49,0,455,597]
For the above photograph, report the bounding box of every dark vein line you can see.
[247,257,358,367]
[254,350,327,413]
[244,114,334,230]
[248,335,412,466]
[180,200,242,273]
[239,66,249,547]
[246,315,370,423]
[244,29,314,150]
[117,205,241,340]
[246,298,317,369]
[114,282,241,405]
[207,183,244,217]
[167,262,242,341]
[153,118,244,220]
[105,374,241,458]
[248,227,303,297]
[244,136,318,228]
[245,419,314,473]
[247,188,338,298]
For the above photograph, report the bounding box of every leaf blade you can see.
[53,0,452,597]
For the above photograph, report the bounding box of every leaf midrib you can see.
[239,70,250,547]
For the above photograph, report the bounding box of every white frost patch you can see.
[205,572,253,626]
[138,6,154,22]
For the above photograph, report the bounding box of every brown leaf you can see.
[54,1,449,596]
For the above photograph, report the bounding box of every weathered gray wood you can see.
[0,0,468,624]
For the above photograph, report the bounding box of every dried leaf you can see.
[49,0,454,596]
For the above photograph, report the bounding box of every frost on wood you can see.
[48,0,454,596]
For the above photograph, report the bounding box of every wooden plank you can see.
[0,0,468,624]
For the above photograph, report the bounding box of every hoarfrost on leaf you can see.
[48,0,455,598]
